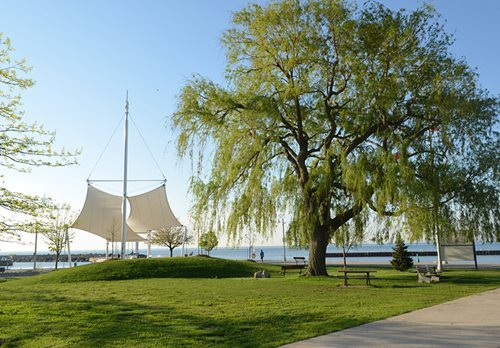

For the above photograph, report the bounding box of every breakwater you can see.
[3,244,500,263]
[7,254,106,263]
[326,250,500,258]
[7,250,500,262]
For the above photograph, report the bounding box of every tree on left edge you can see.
[0,33,79,241]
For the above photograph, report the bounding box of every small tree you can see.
[199,230,218,256]
[391,233,414,271]
[334,216,364,269]
[151,226,190,257]
[43,203,75,270]
[44,228,68,269]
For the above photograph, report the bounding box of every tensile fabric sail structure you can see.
[127,184,181,232]
[73,94,183,256]
[72,183,181,242]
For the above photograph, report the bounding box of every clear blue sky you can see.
[1,0,498,252]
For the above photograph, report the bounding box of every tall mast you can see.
[121,91,129,258]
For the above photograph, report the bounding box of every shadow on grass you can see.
[0,288,368,348]
[441,271,500,286]
[2,268,499,347]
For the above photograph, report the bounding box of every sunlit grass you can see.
[0,259,499,347]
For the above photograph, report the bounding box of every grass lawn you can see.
[1,258,499,347]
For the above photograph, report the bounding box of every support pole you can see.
[197,229,200,255]
[147,230,152,258]
[181,228,185,256]
[182,226,188,256]
[472,240,478,270]
[121,91,129,258]
[282,218,286,262]
[435,226,443,272]
[33,223,38,271]
[429,128,443,272]
[65,227,72,267]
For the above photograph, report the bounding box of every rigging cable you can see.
[87,114,126,180]
[129,113,167,181]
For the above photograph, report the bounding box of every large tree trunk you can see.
[306,222,329,276]
[301,186,331,276]
[169,247,174,257]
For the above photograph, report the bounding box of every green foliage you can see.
[36,257,276,282]
[199,230,219,256]
[150,226,191,257]
[391,233,414,271]
[42,203,75,269]
[172,1,499,276]
[0,189,56,240]
[0,33,79,238]
[334,214,365,268]
[0,268,499,347]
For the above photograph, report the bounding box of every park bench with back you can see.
[281,257,307,276]
[293,256,306,264]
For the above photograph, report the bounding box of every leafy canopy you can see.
[0,34,78,239]
[172,0,499,272]
[41,203,75,269]
[151,226,191,257]
[199,231,219,255]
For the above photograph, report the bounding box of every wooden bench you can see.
[281,264,306,276]
[416,265,441,283]
[338,269,376,287]
[293,256,306,265]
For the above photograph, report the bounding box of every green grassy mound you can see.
[36,256,277,283]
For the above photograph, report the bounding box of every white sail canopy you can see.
[72,184,181,241]
[72,185,144,242]
[127,184,182,232]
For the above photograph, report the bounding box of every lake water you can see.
[3,242,500,270]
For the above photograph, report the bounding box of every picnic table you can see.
[416,265,441,283]
[338,269,376,287]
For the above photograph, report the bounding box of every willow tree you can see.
[0,34,77,239]
[172,1,499,275]
[398,94,499,271]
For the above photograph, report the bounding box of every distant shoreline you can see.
[3,253,105,263]
[4,249,500,263]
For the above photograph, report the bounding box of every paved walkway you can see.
[281,288,500,348]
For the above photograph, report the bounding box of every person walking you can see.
[260,249,264,262]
